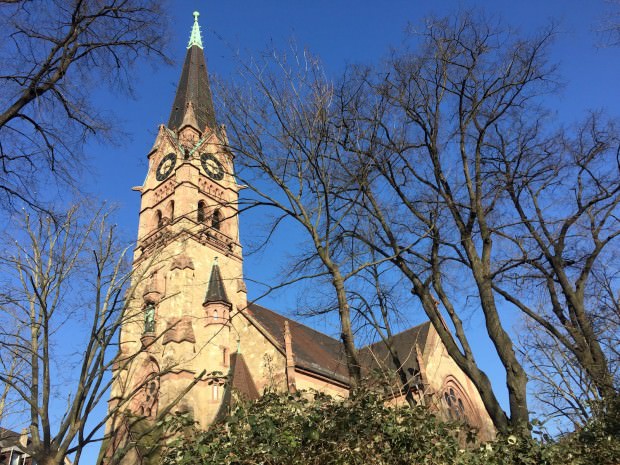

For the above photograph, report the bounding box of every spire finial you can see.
[188,11,203,49]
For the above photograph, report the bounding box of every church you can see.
[103,12,494,463]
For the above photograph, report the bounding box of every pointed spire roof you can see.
[168,11,217,132]
[203,258,230,305]
[187,11,203,49]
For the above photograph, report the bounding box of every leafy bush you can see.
[160,390,619,465]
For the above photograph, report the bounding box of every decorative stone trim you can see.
[170,254,195,271]
[141,333,156,349]
[162,317,196,345]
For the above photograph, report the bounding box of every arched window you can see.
[443,387,466,421]
[169,200,175,221]
[223,347,229,366]
[213,309,219,320]
[440,379,477,425]
[134,359,160,419]
[212,209,222,231]
[156,210,163,228]
[197,200,206,223]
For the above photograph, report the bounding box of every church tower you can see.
[108,11,247,440]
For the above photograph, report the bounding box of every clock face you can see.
[200,153,224,181]
[156,153,177,181]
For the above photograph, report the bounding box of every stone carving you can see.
[170,254,195,271]
[162,316,196,345]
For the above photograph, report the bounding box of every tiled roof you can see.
[247,304,350,384]
[247,303,432,387]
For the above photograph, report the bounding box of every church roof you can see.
[168,13,217,132]
[248,303,350,383]
[247,304,432,386]
[203,260,230,305]
[359,322,431,378]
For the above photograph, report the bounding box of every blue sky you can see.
[89,0,620,300]
[78,0,620,443]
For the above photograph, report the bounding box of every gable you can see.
[359,322,431,381]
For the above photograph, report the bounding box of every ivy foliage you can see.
[160,391,619,465]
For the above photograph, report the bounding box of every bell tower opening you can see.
[212,208,222,230]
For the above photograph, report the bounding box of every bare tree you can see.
[491,114,620,401]
[347,260,420,406]
[519,317,603,433]
[217,48,368,388]
[213,9,618,434]
[0,351,25,425]
[332,13,618,432]
[597,0,620,46]
[518,242,620,431]
[325,13,556,432]
[0,0,169,211]
[0,206,204,465]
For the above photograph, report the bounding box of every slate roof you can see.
[203,261,230,304]
[247,303,432,386]
[168,44,217,132]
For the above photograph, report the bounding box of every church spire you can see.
[168,11,217,132]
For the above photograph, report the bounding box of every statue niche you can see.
[144,303,156,334]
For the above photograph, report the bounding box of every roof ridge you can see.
[248,303,342,344]
[361,321,431,350]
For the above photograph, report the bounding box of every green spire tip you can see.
[188,11,203,49]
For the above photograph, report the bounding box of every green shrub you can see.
[160,390,619,465]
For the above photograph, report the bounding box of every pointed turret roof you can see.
[168,11,217,132]
[203,258,230,305]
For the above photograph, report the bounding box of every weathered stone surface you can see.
[162,317,196,345]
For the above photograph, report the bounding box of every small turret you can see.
[203,257,230,304]
[203,257,232,325]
